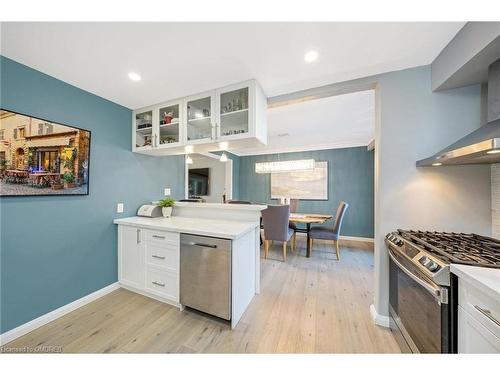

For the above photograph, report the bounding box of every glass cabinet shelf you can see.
[158,103,180,146]
[135,110,153,148]
[186,96,212,141]
[219,87,249,137]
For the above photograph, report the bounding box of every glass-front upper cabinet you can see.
[216,82,253,140]
[185,92,215,144]
[134,109,154,149]
[157,101,181,147]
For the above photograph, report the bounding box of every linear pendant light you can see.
[255,159,315,174]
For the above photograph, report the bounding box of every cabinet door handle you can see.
[152,235,165,239]
[152,255,165,260]
[474,305,500,327]
[137,229,141,244]
[152,281,165,287]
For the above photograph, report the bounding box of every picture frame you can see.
[270,161,328,200]
[0,108,91,197]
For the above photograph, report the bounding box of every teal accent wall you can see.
[0,56,185,333]
[239,147,374,238]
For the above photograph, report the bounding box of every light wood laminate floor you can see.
[3,237,400,353]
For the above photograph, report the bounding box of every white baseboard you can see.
[0,282,120,346]
[370,304,390,328]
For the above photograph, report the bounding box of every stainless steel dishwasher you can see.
[180,233,232,320]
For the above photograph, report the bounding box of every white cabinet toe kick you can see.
[116,222,258,329]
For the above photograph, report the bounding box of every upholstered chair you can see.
[309,201,349,260]
[262,205,294,261]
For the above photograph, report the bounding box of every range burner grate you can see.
[397,230,500,268]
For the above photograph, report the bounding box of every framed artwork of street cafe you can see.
[0,109,91,196]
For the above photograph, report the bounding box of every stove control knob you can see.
[427,262,439,272]
[419,256,429,266]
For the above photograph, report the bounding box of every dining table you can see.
[289,213,333,257]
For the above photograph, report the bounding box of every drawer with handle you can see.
[459,278,500,337]
[145,267,179,302]
[146,242,179,272]
[145,230,179,245]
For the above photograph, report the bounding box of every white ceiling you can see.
[234,90,375,156]
[0,22,464,109]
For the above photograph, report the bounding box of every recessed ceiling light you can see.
[277,133,290,137]
[128,72,141,82]
[487,149,500,154]
[220,153,228,162]
[432,162,443,166]
[304,50,319,63]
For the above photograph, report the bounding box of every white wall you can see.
[373,66,491,318]
[188,155,231,203]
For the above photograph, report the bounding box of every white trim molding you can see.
[0,282,120,346]
[370,304,390,328]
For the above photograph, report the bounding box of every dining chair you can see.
[288,199,299,250]
[309,201,349,260]
[262,205,294,262]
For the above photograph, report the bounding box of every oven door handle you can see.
[388,247,444,303]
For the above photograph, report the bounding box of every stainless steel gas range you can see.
[385,230,500,353]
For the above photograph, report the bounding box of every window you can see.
[38,123,44,135]
[13,128,17,139]
[0,151,5,161]
[18,127,25,138]
[0,130,4,140]
[46,124,54,134]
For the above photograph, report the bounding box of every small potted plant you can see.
[63,171,76,188]
[158,197,175,218]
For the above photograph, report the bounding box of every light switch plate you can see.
[164,188,171,196]
[116,203,124,213]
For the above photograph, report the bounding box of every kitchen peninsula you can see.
[113,202,266,328]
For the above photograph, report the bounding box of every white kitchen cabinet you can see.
[458,306,500,353]
[117,225,180,307]
[185,91,216,145]
[132,79,267,156]
[457,276,500,353]
[157,99,183,149]
[118,226,145,290]
[133,107,156,152]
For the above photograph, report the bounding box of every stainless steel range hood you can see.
[417,58,500,167]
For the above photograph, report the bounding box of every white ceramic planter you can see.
[162,206,173,218]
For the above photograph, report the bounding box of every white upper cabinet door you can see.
[133,105,158,151]
[216,81,254,141]
[156,100,183,149]
[184,91,216,145]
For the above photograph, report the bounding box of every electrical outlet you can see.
[116,203,124,213]
[164,188,171,196]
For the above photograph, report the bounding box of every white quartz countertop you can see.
[451,264,500,301]
[173,202,267,211]
[113,216,258,240]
